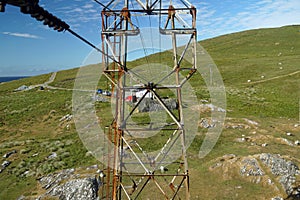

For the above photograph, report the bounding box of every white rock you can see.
[267,179,273,185]
[23,171,29,175]
[286,132,293,136]
[244,119,259,126]
[247,80,251,83]
[1,160,11,168]
[48,152,57,159]
[281,138,294,146]
[271,197,283,200]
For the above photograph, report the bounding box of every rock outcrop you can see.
[137,98,177,112]
[38,168,100,200]
[260,153,300,198]
[210,153,300,199]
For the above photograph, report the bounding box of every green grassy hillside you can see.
[0,25,299,199]
[201,25,299,118]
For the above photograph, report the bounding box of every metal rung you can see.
[104,69,122,72]
[102,29,140,36]
[160,28,195,35]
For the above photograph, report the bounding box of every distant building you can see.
[136,89,152,99]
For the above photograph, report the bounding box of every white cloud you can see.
[240,0,300,29]
[65,8,83,13]
[195,0,300,39]
[83,4,94,9]
[2,32,42,39]
[55,6,74,11]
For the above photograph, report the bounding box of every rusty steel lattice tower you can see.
[100,0,197,199]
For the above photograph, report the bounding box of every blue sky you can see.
[0,0,299,76]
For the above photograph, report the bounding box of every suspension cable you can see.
[93,0,110,10]
[149,14,154,55]
[130,0,150,66]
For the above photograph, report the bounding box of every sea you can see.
[0,76,29,83]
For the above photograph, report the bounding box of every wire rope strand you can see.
[129,0,153,79]
[149,14,154,55]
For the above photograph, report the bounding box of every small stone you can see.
[3,150,17,158]
[268,179,273,185]
[32,153,39,157]
[48,152,57,159]
[262,143,268,147]
[271,197,283,200]
[236,138,245,142]
[281,138,294,146]
[23,171,30,176]
[295,140,300,146]
[85,151,93,157]
[1,160,11,168]
[286,132,293,136]
[17,195,25,200]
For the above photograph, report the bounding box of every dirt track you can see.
[245,70,300,85]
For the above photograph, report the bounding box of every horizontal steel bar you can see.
[160,28,196,35]
[102,8,194,13]
[155,85,181,89]
[102,29,140,36]
[122,85,182,90]
[104,69,122,72]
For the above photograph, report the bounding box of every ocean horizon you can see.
[0,76,29,83]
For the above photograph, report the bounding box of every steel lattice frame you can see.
[100,0,197,199]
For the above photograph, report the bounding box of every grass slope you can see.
[201,25,299,119]
[0,25,299,199]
